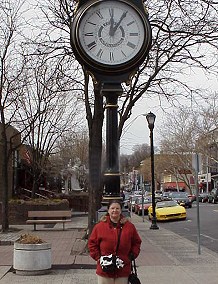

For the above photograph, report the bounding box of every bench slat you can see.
[26,219,72,224]
[28,210,71,218]
[26,210,72,231]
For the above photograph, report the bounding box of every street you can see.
[154,202,218,253]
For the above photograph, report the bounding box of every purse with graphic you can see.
[100,227,123,273]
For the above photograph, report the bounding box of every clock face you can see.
[74,0,147,68]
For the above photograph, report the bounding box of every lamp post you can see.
[146,112,159,230]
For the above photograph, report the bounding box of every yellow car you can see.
[148,200,186,221]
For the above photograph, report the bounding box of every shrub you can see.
[16,233,45,244]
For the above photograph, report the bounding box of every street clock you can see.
[70,0,152,77]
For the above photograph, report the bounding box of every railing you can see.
[19,188,48,199]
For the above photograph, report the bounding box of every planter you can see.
[13,242,52,275]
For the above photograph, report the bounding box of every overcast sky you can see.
[119,69,218,155]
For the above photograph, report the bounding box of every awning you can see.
[163,182,186,189]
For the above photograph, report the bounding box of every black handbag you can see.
[128,258,141,284]
[102,255,117,272]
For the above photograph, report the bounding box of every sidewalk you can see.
[0,212,218,283]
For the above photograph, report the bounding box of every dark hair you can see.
[107,199,122,210]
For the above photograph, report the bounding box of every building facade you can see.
[0,123,21,202]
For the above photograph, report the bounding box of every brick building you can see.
[0,123,21,202]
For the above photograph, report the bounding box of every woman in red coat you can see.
[88,200,141,284]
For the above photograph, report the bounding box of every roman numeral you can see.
[84,32,94,37]
[87,21,96,26]
[129,33,138,36]
[121,50,127,57]
[110,52,114,61]
[87,41,96,50]
[127,42,136,49]
[127,21,135,26]
[96,11,103,19]
[97,49,103,58]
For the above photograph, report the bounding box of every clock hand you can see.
[111,11,127,36]
[109,10,114,36]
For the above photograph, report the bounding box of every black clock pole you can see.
[102,83,122,198]
[97,82,124,219]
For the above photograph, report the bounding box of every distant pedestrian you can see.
[88,199,141,284]
[120,190,125,201]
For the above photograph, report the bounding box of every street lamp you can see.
[146,112,159,230]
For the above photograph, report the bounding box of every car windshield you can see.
[156,200,178,208]
[170,192,188,198]
[136,197,151,204]
[130,195,140,201]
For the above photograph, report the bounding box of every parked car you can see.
[188,194,196,203]
[169,192,192,208]
[208,188,218,204]
[134,197,152,215]
[161,192,172,201]
[148,200,186,221]
[154,194,162,203]
[123,192,131,208]
[198,192,209,203]
[127,194,141,212]
[132,190,143,195]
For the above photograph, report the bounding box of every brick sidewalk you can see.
[1,213,218,268]
[1,213,218,284]
[0,213,172,267]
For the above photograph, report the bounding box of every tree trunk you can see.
[1,124,9,232]
[31,175,38,198]
[87,88,104,234]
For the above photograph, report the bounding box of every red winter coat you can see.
[88,215,141,278]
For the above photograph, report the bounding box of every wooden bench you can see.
[26,210,72,231]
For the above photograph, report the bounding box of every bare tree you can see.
[118,0,217,137]
[35,0,217,232]
[57,130,89,168]
[11,53,84,197]
[159,100,218,191]
[32,0,104,230]
[196,93,218,164]
[0,0,28,231]
[120,144,150,173]
[53,130,89,190]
